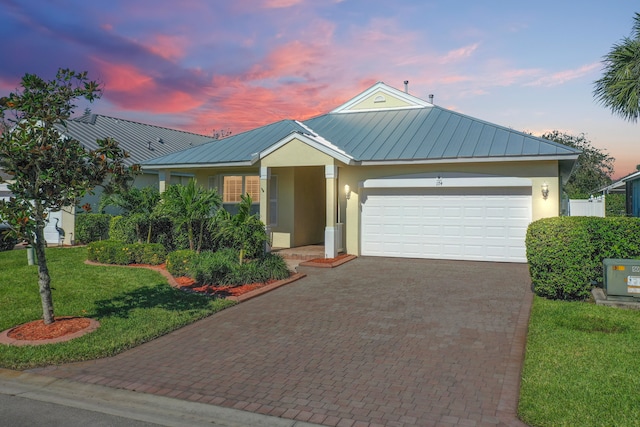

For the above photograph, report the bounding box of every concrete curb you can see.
[0,368,322,427]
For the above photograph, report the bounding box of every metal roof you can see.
[140,83,580,168]
[56,114,214,167]
[142,120,309,166]
[304,106,580,162]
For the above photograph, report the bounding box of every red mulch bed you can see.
[179,277,286,297]
[8,317,90,341]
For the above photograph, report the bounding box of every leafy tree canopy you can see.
[542,131,614,199]
[0,68,135,324]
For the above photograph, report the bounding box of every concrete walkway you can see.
[29,257,533,427]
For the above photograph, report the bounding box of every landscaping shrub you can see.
[526,216,640,300]
[0,226,17,251]
[88,240,130,265]
[87,240,166,265]
[605,193,627,217]
[186,249,290,286]
[190,248,239,285]
[166,249,198,277]
[109,215,137,243]
[75,213,111,244]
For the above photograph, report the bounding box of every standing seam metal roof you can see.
[141,100,580,167]
[55,114,214,167]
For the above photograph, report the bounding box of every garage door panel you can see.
[361,188,531,263]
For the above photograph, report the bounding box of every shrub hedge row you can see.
[75,213,111,244]
[526,217,640,300]
[87,240,167,265]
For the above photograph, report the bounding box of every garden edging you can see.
[84,260,306,302]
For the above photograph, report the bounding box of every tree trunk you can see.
[34,223,55,324]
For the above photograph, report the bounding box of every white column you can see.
[260,166,272,253]
[324,165,338,258]
[158,170,171,193]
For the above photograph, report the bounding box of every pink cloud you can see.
[92,58,204,114]
[145,34,188,62]
[262,0,303,8]
[526,62,601,87]
[438,43,480,64]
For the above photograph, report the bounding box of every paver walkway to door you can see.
[32,257,532,427]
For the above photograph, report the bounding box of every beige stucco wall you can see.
[349,90,413,111]
[261,138,336,168]
[293,167,325,246]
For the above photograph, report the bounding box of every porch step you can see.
[272,245,324,261]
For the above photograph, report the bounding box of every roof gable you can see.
[331,82,431,113]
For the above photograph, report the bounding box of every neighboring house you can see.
[601,170,640,217]
[141,82,580,263]
[45,114,214,245]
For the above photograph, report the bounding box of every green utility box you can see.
[603,259,640,300]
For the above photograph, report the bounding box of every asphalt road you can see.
[0,394,162,427]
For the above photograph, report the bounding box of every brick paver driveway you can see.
[33,257,532,427]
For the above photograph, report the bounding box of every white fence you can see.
[568,195,605,217]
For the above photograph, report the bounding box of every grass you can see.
[519,296,640,426]
[0,247,235,370]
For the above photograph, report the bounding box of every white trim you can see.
[141,161,253,170]
[360,176,532,189]
[358,154,580,166]
[260,166,271,180]
[331,82,432,113]
[325,165,338,179]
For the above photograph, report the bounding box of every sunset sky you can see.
[1,0,638,178]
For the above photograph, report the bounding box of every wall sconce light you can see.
[541,182,549,200]
[344,184,351,200]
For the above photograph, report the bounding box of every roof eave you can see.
[358,153,580,166]
[140,161,254,170]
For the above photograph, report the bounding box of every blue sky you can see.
[1,0,638,177]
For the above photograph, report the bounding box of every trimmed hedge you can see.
[87,240,166,265]
[75,213,111,244]
[526,217,640,300]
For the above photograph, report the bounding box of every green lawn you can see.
[0,247,235,370]
[519,296,640,426]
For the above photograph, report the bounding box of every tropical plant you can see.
[594,12,640,121]
[0,69,134,325]
[100,186,160,243]
[158,179,221,252]
[214,193,269,264]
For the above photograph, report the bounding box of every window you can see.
[222,175,259,203]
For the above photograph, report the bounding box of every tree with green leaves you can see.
[0,69,134,325]
[542,131,614,198]
[158,179,221,252]
[594,12,640,121]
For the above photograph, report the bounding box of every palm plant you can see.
[214,193,268,264]
[159,179,221,252]
[100,186,160,243]
[594,12,640,122]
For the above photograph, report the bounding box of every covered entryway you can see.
[360,175,532,263]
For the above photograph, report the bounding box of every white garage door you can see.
[361,187,531,263]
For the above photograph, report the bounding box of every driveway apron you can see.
[31,257,533,427]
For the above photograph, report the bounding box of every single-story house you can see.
[141,82,580,263]
[600,169,640,217]
[2,114,214,245]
